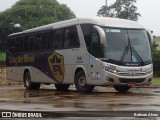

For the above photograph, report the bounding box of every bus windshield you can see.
[103,28,152,66]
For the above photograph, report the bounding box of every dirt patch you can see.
[0,62,6,82]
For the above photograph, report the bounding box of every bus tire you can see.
[75,71,94,93]
[55,84,70,91]
[24,72,41,90]
[113,85,131,93]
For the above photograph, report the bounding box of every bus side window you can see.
[70,27,80,47]
[18,37,24,52]
[49,31,54,49]
[36,32,48,50]
[23,36,28,51]
[54,30,63,49]
[64,29,70,48]
[27,35,35,51]
[64,26,80,48]
[91,32,100,57]
[8,38,16,53]
[41,32,48,49]
[81,24,101,57]
[36,35,42,50]
[15,38,20,52]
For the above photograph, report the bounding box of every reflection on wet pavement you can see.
[0,85,160,120]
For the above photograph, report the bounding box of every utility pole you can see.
[105,0,108,17]
[55,5,57,21]
[53,0,57,21]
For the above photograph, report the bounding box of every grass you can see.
[153,36,160,86]
[0,52,6,61]
[152,78,160,86]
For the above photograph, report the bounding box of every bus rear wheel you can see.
[113,85,131,93]
[55,84,70,91]
[75,71,94,93]
[24,72,41,90]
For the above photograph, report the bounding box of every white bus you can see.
[6,17,153,92]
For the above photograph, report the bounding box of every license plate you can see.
[128,82,136,86]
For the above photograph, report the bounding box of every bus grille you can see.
[118,72,146,76]
[119,78,145,84]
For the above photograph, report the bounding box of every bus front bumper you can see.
[103,71,153,86]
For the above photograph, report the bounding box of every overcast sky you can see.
[0,0,159,36]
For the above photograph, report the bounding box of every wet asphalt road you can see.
[0,85,160,120]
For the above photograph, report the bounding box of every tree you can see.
[151,37,160,76]
[97,0,141,21]
[0,0,76,48]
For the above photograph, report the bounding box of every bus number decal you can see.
[48,51,65,83]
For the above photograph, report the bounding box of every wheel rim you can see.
[78,76,87,88]
[25,76,31,87]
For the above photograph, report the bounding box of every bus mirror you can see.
[146,30,153,45]
[93,25,106,45]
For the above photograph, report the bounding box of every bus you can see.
[6,17,153,93]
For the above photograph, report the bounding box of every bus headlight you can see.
[102,66,118,75]
[112,70,118,74]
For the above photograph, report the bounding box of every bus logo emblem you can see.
[48,51,64,83]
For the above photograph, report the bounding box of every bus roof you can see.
[9,17,144,37]
[79,17,144,29]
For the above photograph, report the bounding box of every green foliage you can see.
[0,52,6,61]
[151,37,160,76]
[97,0,141,21]
[0,0,76,47]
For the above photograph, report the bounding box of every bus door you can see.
[81,25,106,85]
[62,26,80,84]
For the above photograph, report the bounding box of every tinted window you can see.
[14,37,23,52]
[17,37,24,52]
[8,38,16,53]
[15,38,19,52]
[27,35,35,51]
[64,26,80,48]
[50,29,63,49]
[19,37,24,52]
[36,32,48,50]
[23,36,28,51]
[81,24,101,57]
[49,31,54,49]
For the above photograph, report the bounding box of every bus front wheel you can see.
[113,85,131,93]
[55,84,70,91]
[24,72,41,90]
[75,71,94,93]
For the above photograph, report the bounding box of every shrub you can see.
[0,52,6,62]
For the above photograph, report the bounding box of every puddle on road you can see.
[0,85,160,112]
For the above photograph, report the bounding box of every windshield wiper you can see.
[120,31,145,65]
[131,47,145,65]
